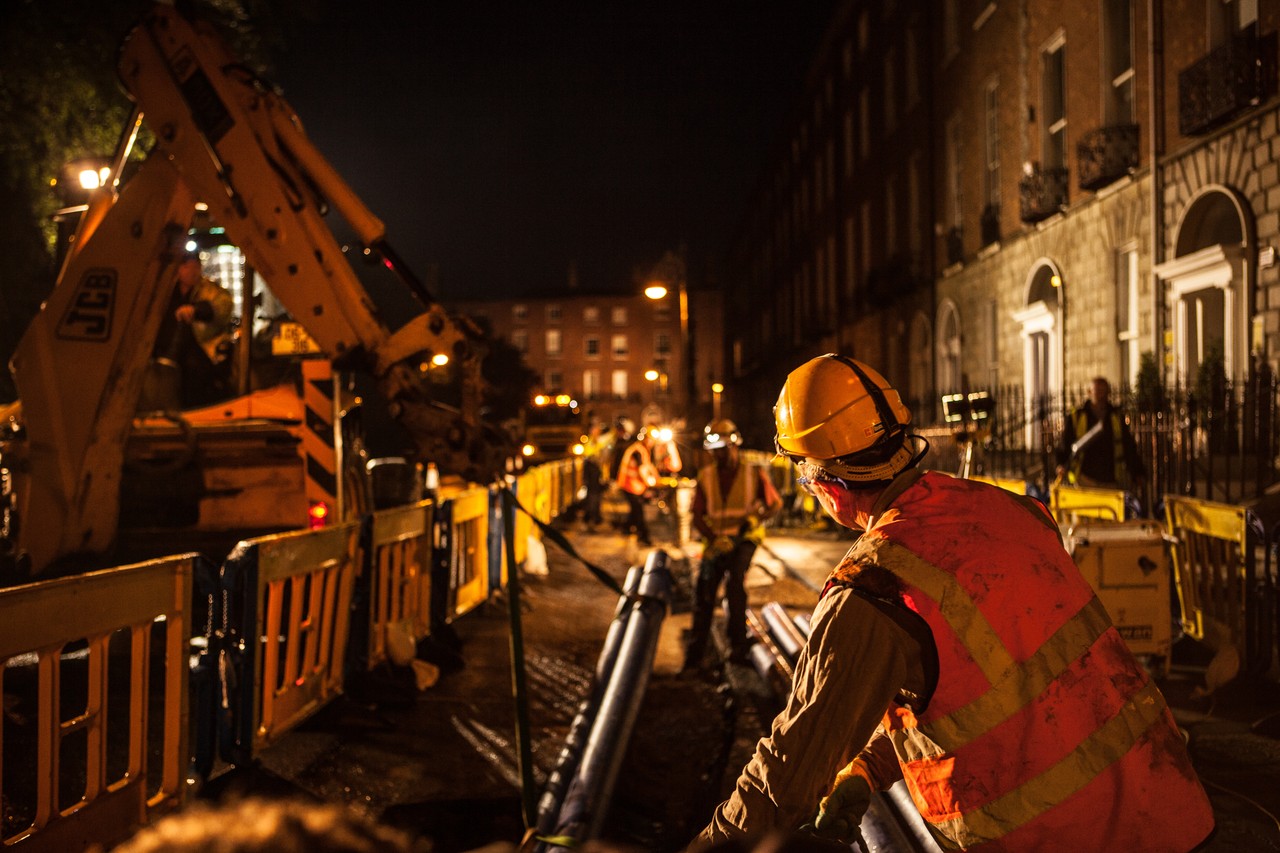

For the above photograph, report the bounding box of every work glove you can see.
[810,769,872,846]
[707,535,735,557]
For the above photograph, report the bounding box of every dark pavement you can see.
[199,502,1280,852]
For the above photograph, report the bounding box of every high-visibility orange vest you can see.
[697,462,764,541]
[616,441,657,496]
[828,471,1213,852]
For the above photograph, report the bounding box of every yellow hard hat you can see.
[774,354,914,482]
[703,418,742,450]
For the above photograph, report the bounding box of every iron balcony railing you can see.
[1019,165,1069,223]
[1178,26,1275,135]
[1077,124,1139,190]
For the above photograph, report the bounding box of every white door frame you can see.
[1153,243,1246,380]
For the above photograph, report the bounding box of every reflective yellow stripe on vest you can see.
[859,537,1174,845]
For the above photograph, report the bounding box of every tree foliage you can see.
[0,0,310,400]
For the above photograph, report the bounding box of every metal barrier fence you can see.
[0,555,197,851]
[2,458,581,849]
[223,523,360,761]
[1050,484,1128,525]
[363,501,434,671]
[1165,496,1274,677]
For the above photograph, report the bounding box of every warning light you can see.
[308,501,330,530]
[521,444,536,457]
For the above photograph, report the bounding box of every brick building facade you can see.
[723,0,1280,445]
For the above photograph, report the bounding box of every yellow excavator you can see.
[0,3,511,580]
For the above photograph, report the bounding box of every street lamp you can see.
[711,382,723,419]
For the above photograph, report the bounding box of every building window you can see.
[1209,0,1254,48]
[984,80,1000,209]
[946,114,963,229]
[844,215,856,300]
[583,369,601,398]
[1042,36,1067,170]
[585,336,600,359]
[826,139,836,199]
[1117,246,1140,388]
[843,111,854,175]
[1104,0,1134,124]
[511,329,528,354]
[905,25,920,106]
[611,334,628,358]
[943,0,959,60]
[584,305,601,325]
[860,201,872,276]
[655,333,671,357]
[513,304,528,322]
[908,155,922,255]
[886,176,898,255]
[546,329,562,357]
[858,89,871,158]
[546,304,563,323]
[611,306,627,325]
[884,47,898,133]
[611,369,628,398]
[546,370,563,391]
[652,299,671,323]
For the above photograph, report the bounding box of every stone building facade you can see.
[723,0,1280,441]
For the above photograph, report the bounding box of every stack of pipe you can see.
[539,549,672,851]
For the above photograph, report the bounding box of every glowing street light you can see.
[711,382,724,419]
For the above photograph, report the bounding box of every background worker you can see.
[1054,375,1146,490]
[571,419,607,531]
[694,353,1214,851]
[153,251,234,408]
[682,418,781,671]
[616,426,660,546]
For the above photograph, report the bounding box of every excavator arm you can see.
[7,3,508,576]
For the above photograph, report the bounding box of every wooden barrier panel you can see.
[228,523,359,757]
[1164,497,1258,672]
[365,501,433,671]
[1051,484,1127,525]
[0,555,193,852]
[448,486,491,619]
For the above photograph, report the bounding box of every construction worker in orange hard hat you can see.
[682,419,782,672]
[692,353,1214,852]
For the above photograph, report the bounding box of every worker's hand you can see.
[811,773,871,844]
[175,304,196,323]
[1053,464,1067,483]
[707,535,734,557]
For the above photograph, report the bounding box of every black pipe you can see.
[535,564,643,834]
[547,550,672,849]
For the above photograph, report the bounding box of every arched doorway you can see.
[1013,260,1063,447]
[936,300,962,396]
[1154,187,1252,382]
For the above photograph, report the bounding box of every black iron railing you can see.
[1077,124,1139,190]
[912,363,1279,513]
[1178,26,1274,135]
[1019,166,1069,223]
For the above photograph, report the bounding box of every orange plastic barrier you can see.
[0,555,194,851]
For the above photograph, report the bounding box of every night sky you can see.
[270,3,838,302]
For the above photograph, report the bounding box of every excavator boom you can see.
[6,4,508,576]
